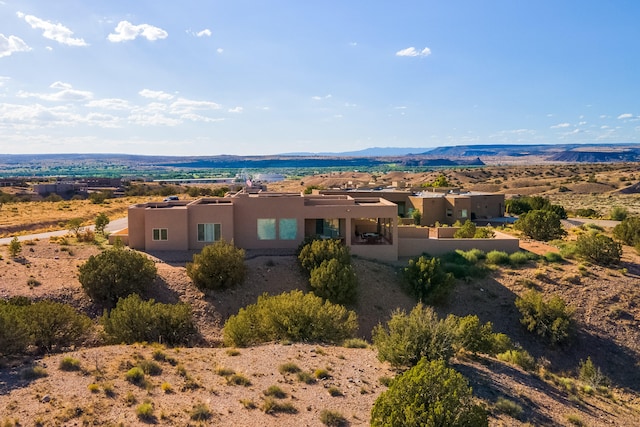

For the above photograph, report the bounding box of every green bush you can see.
[403,256,455,304]
[575,208,598,218]
[125,367,145,385]
[613,216,640,245]
[94,213,110,234]
[453,315,512,355]
[610,206,628,221]
[101,294,197,346]
[8,237,21,258]
[496,349,536,371]
[494,397,523,419]
[0,302,30,357]
[372,303,456,369]
[515,290,575,345]
[309,258,357,304]
[439,251,488,279]
[485,250,510,265]
[575,233,622,266]
[509,251,530,266]
[24,300,93,353]
[319,409,348,426]
[454,220,477,238]
[578,357,608,388]
[136,401,155,421]
[474,227,495,238]
[543,251,563,263]
[223,290,358,347]
[78,246,157,306]
[59,356,81,372]
[371,358,488,427]
[298,238,351,275]
[515,209,566,241]
[186,239,246,290]
[190,403,212,421]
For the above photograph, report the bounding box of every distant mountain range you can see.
[1,143,639,177]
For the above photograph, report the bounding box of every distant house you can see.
[120,189,518,262]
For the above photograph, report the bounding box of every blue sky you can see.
[1,1,639,156]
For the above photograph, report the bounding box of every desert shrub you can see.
[161,382,173,393]
[439,251,488,279]
[78,246,157,306]
[319,409,348,426]
[136,401,155,421]
[515,209,566,241]
[613,216,640,246]
[509,251,530,266]
[454,220,476,238]
[262,397,298,414]
[578,357,609,388]
[125,367,145,385]
[372,303,457,369]
[186,239,246,290]
[515,290,575,345]
[297,371,316,384]
[8,237,21,258]
[610,206,628,221]
[59,357,81,371]
[575,233,622,266]
[88,383,100,393]
[314,368,331,379]
[494,397,523,419]
[403,255,455,304]
[575,208,598,218]
[137,359,162,376]
[0,303,30,357]
[342,338,369,348]
[190,403,212,421]
[20,365,48,380]
[298,238,351,275]
[371,358,488,427]
[223,290,357,347]
[24,301,93,353]
[453,315,513,355]
[485,250,510,265]
[101,294,197,346]
[263,385,287,398]
[474,227,495,238]
[309,258,357,304]
[278,362,301,374]
[496,349,536,371]
[327,386,343,396]
[543,251,563,263]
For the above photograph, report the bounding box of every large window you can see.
[257,218,276,240]
[315,219,340,238]
[279,218,297,240]
[152,228,168,241]
[197,223,221,242]
[460,209,468,219]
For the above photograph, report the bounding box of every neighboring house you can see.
[316,188,505,225]
[121,189,518,262]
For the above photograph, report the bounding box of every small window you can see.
[460,209,468,218]
[152,228,168,241]
[446,209,453,217]
[279,218,297,240]
[257,218,276,240]
[197,223,221,242]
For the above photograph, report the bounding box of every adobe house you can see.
[316,188,505,225]
[126,191,400,262]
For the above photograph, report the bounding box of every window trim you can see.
[197,223,221,242]
[152,228,168,241]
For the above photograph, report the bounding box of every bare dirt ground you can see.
[1,236,639,426]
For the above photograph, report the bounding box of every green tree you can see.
[25,301,93,353]
[66,218,84,237]
[372,303,457,369]
[78,246,157,306]
[0,303,30,357]
[298,238,351,275]
[371,358,488,427]
[186,239,246,290]
[403,256,455,304]
[309,258,357,304]
[95,213,110,234]
[223,290,357,347]
[101,294,197,346]
[454,220,476,238]
[432,174,451,187]
[613,216,640,246]
[515,209,566,241]
[8,236,21,258]
[515,290,575,345]
[411,209,422,225]
[575,233,622,266]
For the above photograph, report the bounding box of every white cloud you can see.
[139,89,174,100]
[17,12,87,46]
[85,98,132,110]
[0,34,31,57]
[108,21,168,42]
[349,42,357,47]
[617,113,633,119]
[396,47,431,57]
[17,81,93,102]
[551,122,571,129]
[216,48,224,54]
[128,112,180,126]
[312,94,332,100]
[196,29,211,37]
[228,106,243,113]
[170,98,221,114]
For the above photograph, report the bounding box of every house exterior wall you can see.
[187,201,235,249]
[144,205,189,251]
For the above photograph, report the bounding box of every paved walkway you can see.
[0,217,128,245]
